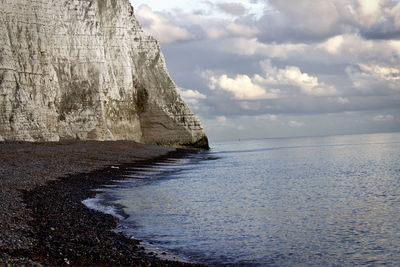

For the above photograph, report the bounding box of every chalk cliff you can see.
[0,0,208,149]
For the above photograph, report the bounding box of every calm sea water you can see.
[84,133,400,266]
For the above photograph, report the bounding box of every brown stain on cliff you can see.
[0,0,209,149]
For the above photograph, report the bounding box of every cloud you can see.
[359,64,400,88]
[219,33,398,66]
[131,0,400,139]
[318,34,400,62]
[203,59,337,101]
[373,114,394,121]
[136,5,192,43]
[337,97,350,104]
[346,63,400,92]
[134,0,400,45]
[217,2,247,16]
[288,120,305,127]
[177,88,207,110]
[205,23,259,39]
[254,0,400,44]
[226,23,259,37]
[207,73,280,100]
[350,0,383,27]
[391,40,400,55]
[179,88,207,99]
[268,0,343,37]
[256,114,278,121]
[217,116,228,124]
[318,35,344,54]
[150,6,260,41]
[257,60,338,96]
[206,28,227,39]
[388,4,400,29]
[228,37,307,58]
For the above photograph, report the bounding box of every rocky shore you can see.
[0,141,204,266]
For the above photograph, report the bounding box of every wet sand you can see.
[0,141,203,266]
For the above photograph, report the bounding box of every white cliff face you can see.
[0,0,208,149]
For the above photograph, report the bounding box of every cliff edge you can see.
[0,0,209,149]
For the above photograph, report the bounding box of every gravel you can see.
[0,141,203,266]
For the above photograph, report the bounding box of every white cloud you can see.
[177,88,206,110]
[204,60,338,100]
[373,114,394,121]
[267,0,398,37]
[318,35,344,54]
[337,97,350,104]
[217,116,228,124]
[226,23,259,37]
[347,63,400,91]
[131,0,266,19]
[256,114,278,121]
[387,3,400,29]
[359,64,400,85]
[136,4,259,42]
[317,34,400,63]
[288,120,305,127]
[179,88,207,99]
[258,60,338,96]
[207,28,228,40]
[131,0,203,13]
[239,102,251,110]
[237,125,245,130]
[204,70,218,90]
[268,114,278,121]
[282,67,337,96]
[350,0,383,27]
[213,74,280,100]
[390,40,400,55]
[206,23,259,39]
[136,5,192,43]
[229,38,307,58]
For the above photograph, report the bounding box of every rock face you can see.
[0,0,208,149]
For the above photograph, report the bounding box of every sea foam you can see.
[82,195,125,220]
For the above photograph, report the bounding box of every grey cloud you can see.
[161,38,399,117]
[217,2,247,16]
[254,0,351,42]
[135,5,193,43]
[203,110,400,141]
[161,40,263,83]
[199,93,400,118]
[361,29,400,40]
[137,1,399,45]
[240,0,400,45]
[136,2,400,138]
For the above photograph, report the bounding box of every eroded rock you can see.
[0,0,208,149]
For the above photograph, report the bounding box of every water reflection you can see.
[103,133,400,265]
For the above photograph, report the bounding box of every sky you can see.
[129,0,400,141]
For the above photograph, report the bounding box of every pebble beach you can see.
[0,141,203,266]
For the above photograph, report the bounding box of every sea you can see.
[83,132,400,266]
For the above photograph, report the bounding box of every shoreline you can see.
[0,141,204,266]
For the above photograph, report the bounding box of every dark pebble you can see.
[5,146,204,266]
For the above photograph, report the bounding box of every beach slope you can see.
[0,141,203,266]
